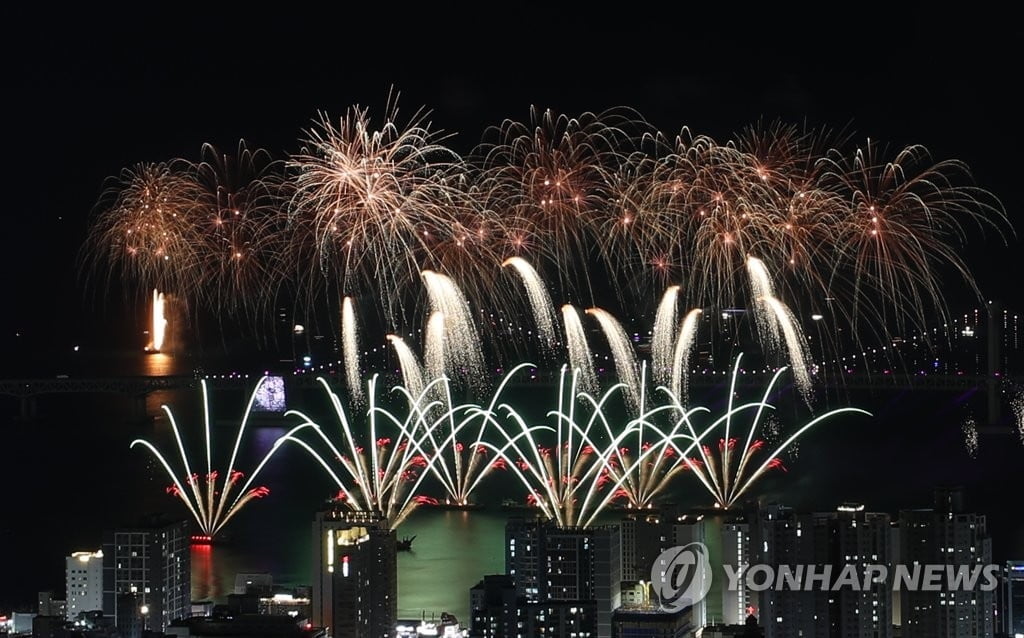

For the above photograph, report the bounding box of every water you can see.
[184,509,508,622]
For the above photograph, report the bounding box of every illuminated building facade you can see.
[66,550,103,620]
[505,518,621,637]
[1004,561,1024,636]
[311,508,395,637]
[898,488,994,638]
[101,518,190,636]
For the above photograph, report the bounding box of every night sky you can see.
[2,4,1020,356]
[0,1,1022,613]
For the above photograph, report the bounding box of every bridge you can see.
[2,303,1019,425]
[0,369,1009,422]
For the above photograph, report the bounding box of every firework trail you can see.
[761,296,814,404]
[130,378,285,537]
[586,307,641,411]
[421,270,485,385]
[747,257,780,350]
[670,308,703,403]
[561,305,597,394]
[386,334,425,401]
[424,311,447,384]
[341,296,363,406]
[503,256,558,351]
[652,285,680,386]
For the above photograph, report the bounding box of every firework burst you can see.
[84,161,205,303]
[286,98,472,320]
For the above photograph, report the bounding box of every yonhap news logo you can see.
[649,544,1000,610]
[650,542,713,612]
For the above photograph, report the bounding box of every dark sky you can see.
[2,3,1020,356]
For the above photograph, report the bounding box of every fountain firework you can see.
[678,356,869,509]
[130,378,286,537]
[281,375,480,528]
[146,288,167,352]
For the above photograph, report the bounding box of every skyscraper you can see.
[311,508,395,638]
[898,488,994,638]
[505,517,621,638]
[66,550,103,620]
[750,503,893,638]
[101,517,190,636]
[469,575,517,637]
[750,504,816,637]
[1004,561,1024,637]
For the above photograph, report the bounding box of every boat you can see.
[501,499,540,513]
[397,535,416,552]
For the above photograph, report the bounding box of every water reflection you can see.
[191,544,243,602]
[142,352,175,377]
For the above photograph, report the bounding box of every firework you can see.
[341,296,364,406]
[1010,383,1024,446]
[421,270,485,385]
[84,161,205,302]
[191,141,289,321]
[595,363,716,511]
[586,307,641,411]
[386,334,425,400]
[962,414,979,459]
[561,305,597,394]
[502,256,558,351]
[84,105,1007,375]
[678,356,869,508]
[145,288,167,353]
[670,308,703,403]
[651,286,680,386]
[474,366,642,527]
[281,375,466,528]
[130,378,285,537]
[286,99,471,320]
[474,107,643,297]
